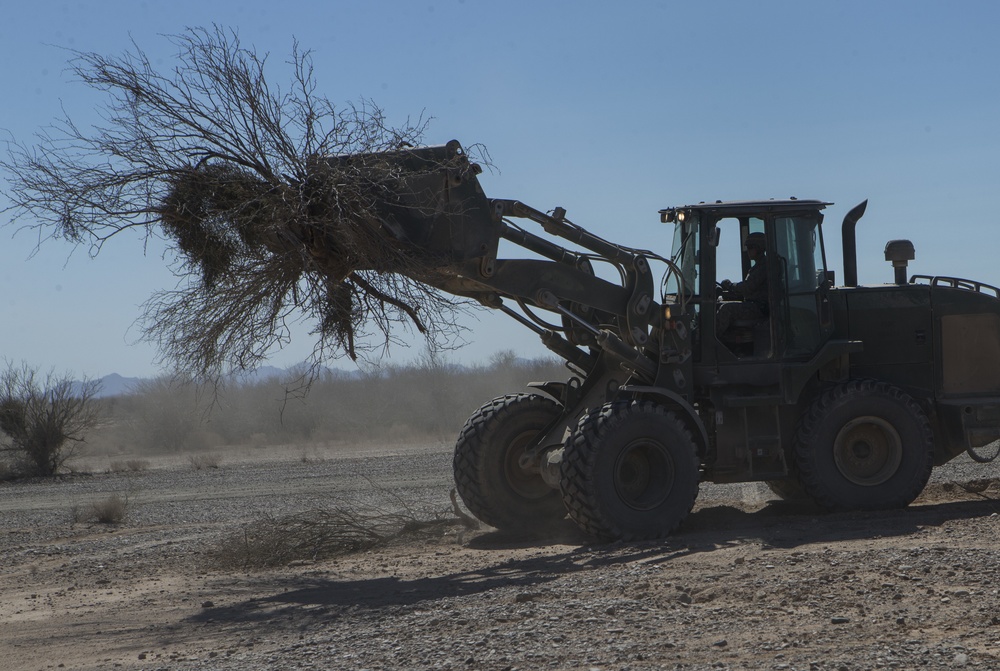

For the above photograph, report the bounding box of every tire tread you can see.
[453,393,563,530]
[794,379,933,511]
[560,401,700,541]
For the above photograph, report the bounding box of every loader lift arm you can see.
[364,141,684,384]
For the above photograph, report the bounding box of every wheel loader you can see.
[347,140,1000,540]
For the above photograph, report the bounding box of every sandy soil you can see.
[2,443,999,671]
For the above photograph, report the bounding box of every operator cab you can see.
[661,200,834,364]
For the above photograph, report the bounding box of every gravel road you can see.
[2,443,999,671]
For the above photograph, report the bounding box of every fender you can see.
[619,384,710,455]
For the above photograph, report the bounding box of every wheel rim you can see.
[502,429,551,500]
[833,416,903,486]
[613,439,675,511]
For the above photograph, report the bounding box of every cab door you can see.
[772,214,832,358]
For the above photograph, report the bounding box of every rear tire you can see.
[453,394,567,532]
[794,380,933,510]
[560,401,700,541]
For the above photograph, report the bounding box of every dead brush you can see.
[72,492,134,525]
[213,490,478,568]
[2,27,479,377]
[188,453,222,470]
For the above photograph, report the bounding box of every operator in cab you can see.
[717,231,769,338]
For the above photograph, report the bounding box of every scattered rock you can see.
[2,445,998,671]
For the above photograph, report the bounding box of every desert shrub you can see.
[88,495,129,524]
[0,362,101,476]
[188,453,222,470]
[73,493,131,525]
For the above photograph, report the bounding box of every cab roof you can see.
[659,199,831,221]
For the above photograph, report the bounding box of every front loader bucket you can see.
[326,140,501,267]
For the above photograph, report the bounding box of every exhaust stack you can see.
[841,199,869,287]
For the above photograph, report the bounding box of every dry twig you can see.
[214,494,476,569]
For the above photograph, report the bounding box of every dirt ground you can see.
[2,443,999,671]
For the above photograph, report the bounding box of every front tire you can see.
[794,380,933,510]
[560,401,700,541]
[453,394,567,532]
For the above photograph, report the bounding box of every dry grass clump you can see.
[213,491,477,568]
[188,453,222,470]
[72,493,132,525]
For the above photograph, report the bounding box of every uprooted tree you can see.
[2,27,481,376]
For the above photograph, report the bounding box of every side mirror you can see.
[709,226,721,247]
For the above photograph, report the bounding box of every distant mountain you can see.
[228,364,356,384]
[97,373,142,397]
[69,373,142,399]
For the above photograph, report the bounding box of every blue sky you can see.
[2,1,999,378]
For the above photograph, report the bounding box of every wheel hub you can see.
[833,416,903,486]
[614,440,675,511]
[503,430,552,500]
